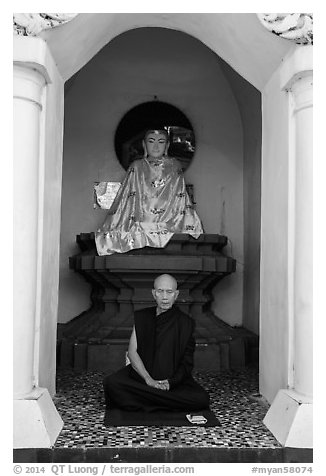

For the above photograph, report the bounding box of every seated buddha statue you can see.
[95,129,203,255]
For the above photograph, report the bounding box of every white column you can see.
[13,61,63,448]
[13,64,45,398]
[263,65,313,448]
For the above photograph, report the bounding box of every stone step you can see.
[13,446,313,464]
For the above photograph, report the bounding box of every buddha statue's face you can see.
[144,132,168,159]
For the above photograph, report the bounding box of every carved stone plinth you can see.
[66,233,236,344]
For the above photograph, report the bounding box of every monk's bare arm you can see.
[127,326,166,389]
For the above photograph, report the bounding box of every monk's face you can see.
[144,132,168,159]
[152,275,179,312]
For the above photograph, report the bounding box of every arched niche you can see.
[41,13,293,90]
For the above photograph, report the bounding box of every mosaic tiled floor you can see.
[54,366,281,449]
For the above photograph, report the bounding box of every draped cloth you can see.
[103,306,210,413]
[95,157,203,255]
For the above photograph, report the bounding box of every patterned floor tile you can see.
[54,366,280,448]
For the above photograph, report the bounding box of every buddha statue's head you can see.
[143,129,169,159]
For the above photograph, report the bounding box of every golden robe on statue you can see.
[95,156,203,255]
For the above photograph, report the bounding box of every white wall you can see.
[259,65,290,403]
[219,59,262,335]
[37,59,64,395]
[58,27,244,326]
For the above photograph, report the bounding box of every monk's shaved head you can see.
[152,274,179,313]
[153,274,178,291]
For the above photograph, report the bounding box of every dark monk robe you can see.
[103,305,210,412]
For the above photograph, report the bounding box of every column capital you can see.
[257,13,313,45]
[282,66,313,114]
[14,64,46,109]
[289,73,313,113]
[279,45,313,94]
[13,35,57,85]
[283,69,313,90]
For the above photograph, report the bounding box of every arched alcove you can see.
[41,13,293,90]
[14,14,314,451]
[58,25,261,339]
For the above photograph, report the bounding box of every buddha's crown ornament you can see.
[144,129,169,139]
[257,13,313,45]
[13,13,78,36]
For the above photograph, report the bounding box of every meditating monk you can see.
[103,274,210,412]
[95,129,203,255]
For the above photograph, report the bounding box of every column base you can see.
[263,389,312,448]
[14,387,63,448]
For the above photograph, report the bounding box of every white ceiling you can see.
[40,13,295,91]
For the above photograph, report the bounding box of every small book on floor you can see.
[186,414,208,425]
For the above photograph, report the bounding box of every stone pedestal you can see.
[60,233,244,372]
[66,233,236,342]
